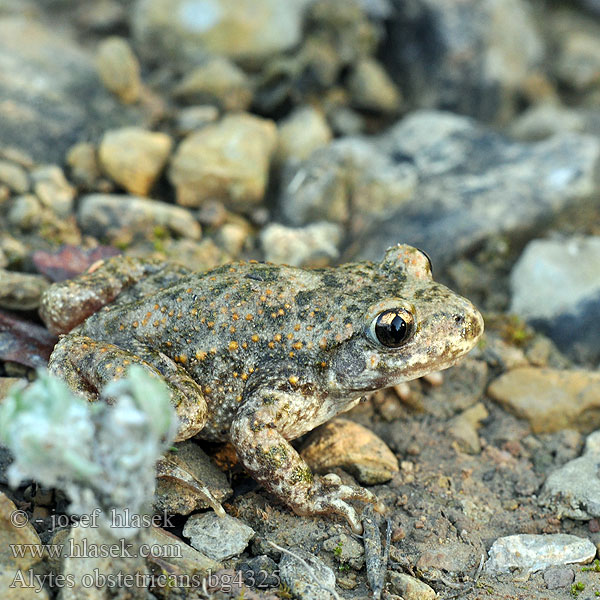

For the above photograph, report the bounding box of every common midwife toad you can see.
[40,244,483,532]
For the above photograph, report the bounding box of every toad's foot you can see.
[48,334,207,441]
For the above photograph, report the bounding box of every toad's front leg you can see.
[230,385,380,533]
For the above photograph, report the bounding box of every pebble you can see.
[510,236,600,363]
[0,160,29,193]
[543,565,575,589]
[323,533,364,569]
[510,103,586,141]
[78,194,201,242]
[95,36,141,104]
[488,368,600,434]
[554,30,600,92]
[98,127,173,197]
[0,269,49,311]
[384,0,542,122]
[30,165,75,217]
[169,113,277,210]
[301,418,399,485]
[154,441,232,515]
[358,111,600,271]
[183,512,255,561]
[276,106,333,163]
[174,105,220,137]
[260,222,342,267]
[8,195,44,231]
[215,221,251,258]
[279,547,336,600]
[133,0,309,66]
[146,525,221,574]
[539,430,600,520]
[173,56,252,111]
[447,402,489,454]
[278,137,417,234]
[66,142,102,188]
[387,572,436,600]
[0,492,50,599]
[347,58,402,113]
[484,533,596,574]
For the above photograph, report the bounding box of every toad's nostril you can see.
[454,314,464,324]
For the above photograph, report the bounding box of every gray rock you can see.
[0,160,29,194]
[347,58,402,114]
[132,0,310,67]
[276,106,332,164]
[387,572,436,600]
[383,0,543,123]
[357,111,600,271]
[539,430,600,520]
[510,236,600,363]
[30,165,75,217]
[323,534,364,570]
[0,16,144,163]
[8,195,43,231]
[0,269,49,310]
[554,29,600,93]
[543,566,574,589]
[78,194,201,242]
[279,548,336,600]
[260,222,342,267]
[174,105,220,137]
[509,103,587,142]
[183,512,254,561]
[278,137,417,236]
[485,534,596,574]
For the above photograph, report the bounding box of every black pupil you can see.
[375,310,411,347]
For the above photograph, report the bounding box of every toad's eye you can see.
[370,308,415,348]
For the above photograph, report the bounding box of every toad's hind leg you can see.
[48,334,207,442]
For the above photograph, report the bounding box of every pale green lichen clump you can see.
[0,366,178,538]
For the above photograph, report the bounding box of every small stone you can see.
[174,56,252,111]
[260,222,342,267]
[484,534,596,574]
[555,31,600,92]
[510,236,600,363]
[348,58,402,113]
[323,534,364,569]
[543,566,575,589]
[169,113,277,210]
[279,548,336,600]
[30,165,75,217]
[301,418,399,485]
[66,142,101,188]
[183,512,255,561]
[8,195,43,231]
[0,492,50,599]
[98,127,173,197]
[175,105,220,136]
[76,0,127,33]
[276,106,332,163]
[216,222,250,258]
[539,430,600,520]
[78,194,201,242]
[96,36,141,104]
[155,441,232,515]
[447,402,489,454]
[0,160,29,193]
[510,103,586,141]
[0,269,49,310]
[387,572,436,600]
[488,368,600,434]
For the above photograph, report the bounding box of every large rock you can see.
[383,0,543,123]
[510,236,600,363]
[539,430,600,520]
[356,111,600,270]
[132,0,310,67]
[0,16,144,163]
[487,368,600,434]
[169,113,277,210]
